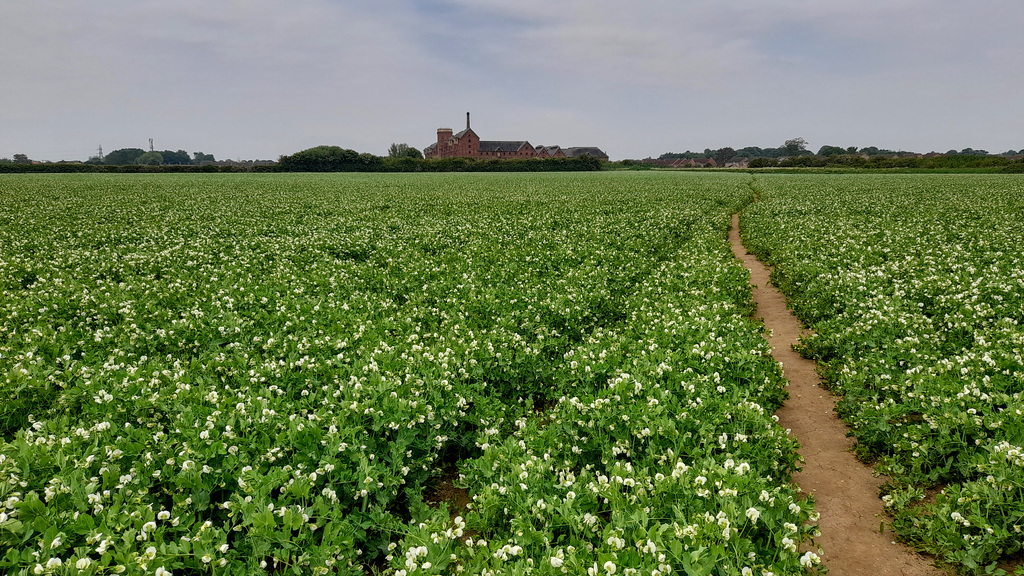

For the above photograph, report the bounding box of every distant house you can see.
[478,140,536,158]
[673,158,716,167]
[724,157,749,168]
[424,113,608,160]
[535,146,566,158]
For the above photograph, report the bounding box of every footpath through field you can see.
[729,214,944,576]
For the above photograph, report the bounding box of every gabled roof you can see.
[562,147,608,159]
[479,141,532,152]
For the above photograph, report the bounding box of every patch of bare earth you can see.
[730,214,945,576]
[423,464,472,521]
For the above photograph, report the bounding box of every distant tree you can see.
[279,146,362,171]
[388,143,422,159]
[13,153,32,164]
[816,145,846,157]
[193,152,216,163]
[748,157,778,168]
[735,146,765,158]
[783,138,808,156]
[0,157,10,163]
[713,147,736,166]
[159,149,191,165]
[104,148,146,165]
[136,151,164,165]
[659,151,701,160]
[846,146,859,154]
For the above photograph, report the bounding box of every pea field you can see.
[0,172,1021,575]
[742,174,1024,572]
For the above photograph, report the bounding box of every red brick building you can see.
[423,113,607,160]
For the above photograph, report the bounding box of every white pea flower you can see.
[746,507,760,523]
[782,537,797,553]
[799,551,820,567]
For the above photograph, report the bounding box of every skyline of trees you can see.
[658,138,1019,162]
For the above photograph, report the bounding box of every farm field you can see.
[0,173,817,575]
[741,174,1024,573]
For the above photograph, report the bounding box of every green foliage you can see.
[610,159,654,170]
[157,149,192,165]
[277,146,383,172]
[742,174,1024,573]
[748,157,778,168]
[0,172,816,575]
[103,148,146,165]
[816,146,847,157]
[135,151,164,165]
[275,148,603,173]
[713,147,737,166]
[388,143,423,159]
[783,138,809,156]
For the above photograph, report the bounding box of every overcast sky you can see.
[3,0,1022,161]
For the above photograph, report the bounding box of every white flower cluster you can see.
[1,172,817,575]
[743,173,1024,568]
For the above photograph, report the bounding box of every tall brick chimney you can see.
[466,112,471,131]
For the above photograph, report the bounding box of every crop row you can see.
[1,173,818,575]
[741,174,1024,573]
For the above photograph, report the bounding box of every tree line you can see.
[658,137,1021,165]
[92,148,217,166]
[275,145,602,172]
[0,144,602,173]
[749,154,1024,172]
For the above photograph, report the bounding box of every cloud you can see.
[2,0,1023,160]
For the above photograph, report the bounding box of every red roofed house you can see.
[423,113,607,161]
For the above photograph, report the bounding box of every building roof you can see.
[479,141,531,152]
[563,147,608,159]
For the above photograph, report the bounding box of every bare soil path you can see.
[729,214,944,576]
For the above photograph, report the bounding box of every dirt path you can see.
[730,214,944,576]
